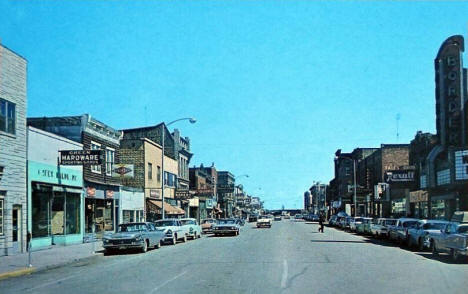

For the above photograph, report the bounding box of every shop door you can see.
[12,206,23,253]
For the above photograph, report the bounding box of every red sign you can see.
[106,190,114,199]
[86,187,96,197]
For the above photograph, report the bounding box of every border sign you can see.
[59,150,102,165]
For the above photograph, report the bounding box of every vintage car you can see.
[329,215,338,226]
[102,222,165,254]
[304,214,319,222]
[154,219,191,245]
[274,215,282,221]
[283,214,291,219]
[364,218,377,235]
[349,217,363,232]
[407,219,448,250]
[214,219,240,236]
[388,218,419,244]
[201,218,217,234]
[431,212,468,261]
[370,218,397,238]
[294,214,303,220]
[257,215,272,228]
[180,218,202,240]
[356,217,373,234]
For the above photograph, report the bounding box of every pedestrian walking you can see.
[318,214,324,233]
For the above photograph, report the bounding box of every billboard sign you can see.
[59,150,102,165]
[384,170,415,183]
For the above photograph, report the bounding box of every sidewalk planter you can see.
[27,127,84,250]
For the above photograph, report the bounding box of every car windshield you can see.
[355,218,363,222]
[457,225,468,233]
[403,221,418,228]
[385,220,397,225]
[154,220,177,227]
[118,224,146,232]
[423,223,446,230]
[202,220,214,224]
[218,219,235,224]
[180,220,193,225]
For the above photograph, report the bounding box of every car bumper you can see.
[103,240,145,250]
[257,223,271,227]
[214,230,237,234]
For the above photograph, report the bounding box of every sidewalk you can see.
[0,241,103,280]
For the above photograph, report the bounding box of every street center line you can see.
[149,271,187,294]
[281,259,288,288]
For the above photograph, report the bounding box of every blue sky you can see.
[1,1,467,209]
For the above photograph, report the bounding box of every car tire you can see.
[418,238,424,251]
[451,249,460,262]
[172,235,177,245]
[182,235,187,243]
[141,240,148,253]
[431,241,438,256]
[155,241,161,249]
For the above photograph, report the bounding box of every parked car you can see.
[305,214,319,222]
[349,217,363,232]
[257,215,272,228]
[180,218,202,240]
[295,214,303,220]
[248,215,258,222]
[344,216,353,231]
[274,215,282,221]
[356,218,373,234]
[329,215,338,226]
[154,219,190,245]
[214,219,240,236]
[388,218,419,245]
[364,218,377,234]
[431,212,468,261]
[407,219,448,251]
[103,222,165,254]
[283,214,291,219]
[201,218,217,234]
[370,218,396,238]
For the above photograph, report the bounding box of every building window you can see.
[420,175,427,189]
[164,172,177,187]
[91,141,101,174]
[105,148,115,176]
[0,192,4,235]
[436,169,451,186]
[0,98,16,135]
[148,163,153,180]
[157,166,161,183]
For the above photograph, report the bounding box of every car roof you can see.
[180,218,196,221]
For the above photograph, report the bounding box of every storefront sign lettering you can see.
[59,150,102,165]
[37,169,78,181]
[385,170,415,183]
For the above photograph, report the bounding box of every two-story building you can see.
[0,44,27,255]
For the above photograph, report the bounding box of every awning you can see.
[147,199,185,215]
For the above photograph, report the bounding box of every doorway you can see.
[12,205,23,253]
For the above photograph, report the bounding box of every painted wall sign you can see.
[112,164,134,178]
[59,150,103,165]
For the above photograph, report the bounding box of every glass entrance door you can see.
[12,206,22,253]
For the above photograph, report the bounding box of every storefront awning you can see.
[147,199,185,215]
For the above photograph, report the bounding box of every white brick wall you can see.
[0,44,27,256]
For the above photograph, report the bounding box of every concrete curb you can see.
[0,267,36,281]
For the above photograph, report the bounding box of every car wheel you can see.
[431,241,438,256]
[141,240,148,253]
[418,238,424,251]
[155,241,161,249]
[182,235,187,243]
[172,235,177,245]
[451,249,460,262]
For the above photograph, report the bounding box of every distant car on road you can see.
[257,215,272,228]
[388,218,419,245]
[283,214,291,219]
[214,219,240,236]
[103,222,165,254]
[295,214,303,220]
[274,215,282,221]
[180,218,202,240]
[201,218,217,234]
[370,218,396,238]
[248,215,258,222]
[349,217,363,232]
[154,219,190,245]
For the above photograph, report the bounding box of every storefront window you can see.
[123,210,134,223]
[66,193,80,234]
[51,192,65,235]
[431,200,446,220]
[391,198,406,217]
[32,189,50,238]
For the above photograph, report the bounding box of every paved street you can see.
[1,220,467,294]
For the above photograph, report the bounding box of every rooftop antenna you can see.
[396,113,401,142]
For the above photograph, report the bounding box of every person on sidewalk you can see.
[318,214,324,233]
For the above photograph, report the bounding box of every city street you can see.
[1,220,467,294]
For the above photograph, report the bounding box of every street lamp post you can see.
[161,117,196,219]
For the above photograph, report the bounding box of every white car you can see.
[180,218,202,240]
[257,215,272,228]
[154,219,191,245]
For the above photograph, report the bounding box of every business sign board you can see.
[217,184,234,193]
[112,164,134,178]
[384,170,415,183]
[59,150,102,165]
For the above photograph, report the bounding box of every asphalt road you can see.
[1,220,468,294]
